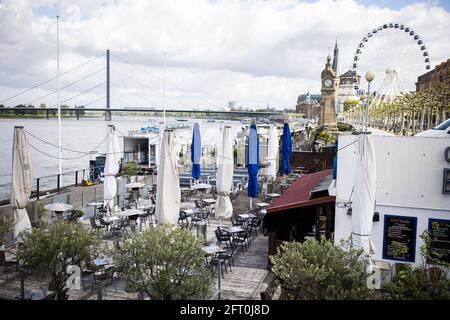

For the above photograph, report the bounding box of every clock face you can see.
[324,78,333,87]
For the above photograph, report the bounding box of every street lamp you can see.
[364,71,375,132]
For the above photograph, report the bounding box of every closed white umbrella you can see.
[351,134,377,272]
[103,127,120,212]
[266,124,279,181]
[155,130,180,225]
[215,126,234,223]
[11,126,32,240]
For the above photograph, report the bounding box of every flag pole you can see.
[57,15,62,175]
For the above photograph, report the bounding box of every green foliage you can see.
[383,230,450,300]
[383,264,450,300]
[0,215,14,246]
[120,161,140,179]
[343,100,360,112]
[337,122,353,132]
[26,200,48,228]
[270,238,373,299]
[315,131,336,144]
[111,225,212,300]
[17,220,100,300]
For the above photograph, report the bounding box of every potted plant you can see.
[111,225,212,300]
[120,161,140,183]
[18,220,100,300]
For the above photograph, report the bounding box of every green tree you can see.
[38,103,46,116]
[111,225,212,300]
[0,215,14,247]
[120,161,140,182]
[17,220,100,300]
[270,238,373,299]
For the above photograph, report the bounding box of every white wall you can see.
[334,134,450,266]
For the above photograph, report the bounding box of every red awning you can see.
[267,169,335,213]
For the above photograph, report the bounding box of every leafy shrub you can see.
[111,224,212,300]
[337,122,354,132]
[315,131,336,144]
[18,220,100,300]
[120,161,140,180]
[270,238,373,299]
[26,200,47,228]
[383,231,450,300]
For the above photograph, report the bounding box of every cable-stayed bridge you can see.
[0,50,284,120]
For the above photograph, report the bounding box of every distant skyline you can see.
[0,0,449,110]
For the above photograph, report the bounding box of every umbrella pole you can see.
[249,197,253,210]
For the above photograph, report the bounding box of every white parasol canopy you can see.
[215,126,234,220]
[266,124,279,181]
[103,127,120,212]
[351,134,377,271]
[11,127,32,239]
[155,130,180,225]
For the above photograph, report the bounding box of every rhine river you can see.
[0,116,244,201]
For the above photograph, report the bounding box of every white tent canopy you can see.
[155,130,180,225]
[351,134,377,271]
[103,126,120,212]
[266,124,279,181]
[215,126,234,220]
[11,126,32,240]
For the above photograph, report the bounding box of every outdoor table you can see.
[256,202,269,209]
[19,288,52,300]
[125,182,145,190]
[115,209,143,233]
[93,257,114,267]
[125,182,145,202]
[180,201,196,209]
[191,183,212,200]
[202,198,216,214]
[238,213,256,220]
[182,208,195,216]
[115,208,144,218]
[202,245,226,256]
[44,203,73,219]
[266,193,280,201]
[224,226,244,234]
[87,202,103,216]
[102,216,119,224]
[137,199,153,210]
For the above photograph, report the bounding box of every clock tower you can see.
[319,54,339,127]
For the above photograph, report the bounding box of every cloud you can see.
[0,0,449,109]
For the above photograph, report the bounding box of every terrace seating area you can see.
[0,170,302,300]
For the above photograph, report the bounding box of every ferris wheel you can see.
[351,23,431,108]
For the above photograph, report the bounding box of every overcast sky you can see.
[0,0,449,110]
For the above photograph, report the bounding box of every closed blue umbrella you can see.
[191,122,201,181]
[280,122,292,175]
[247,123,259,199]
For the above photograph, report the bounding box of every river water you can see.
[0,116,244,200]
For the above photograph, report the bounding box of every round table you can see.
[191,183,212,200]
[44,203,73,219]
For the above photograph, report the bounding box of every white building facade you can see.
[334,134,450,267]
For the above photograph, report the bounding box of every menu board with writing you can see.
[383,215,417,262]
[428,218,450,264]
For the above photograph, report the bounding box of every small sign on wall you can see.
[382,215,417,263]
[428,218,450,264]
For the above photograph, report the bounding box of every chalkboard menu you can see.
[428,218,450,264]
[383,215,417,262]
